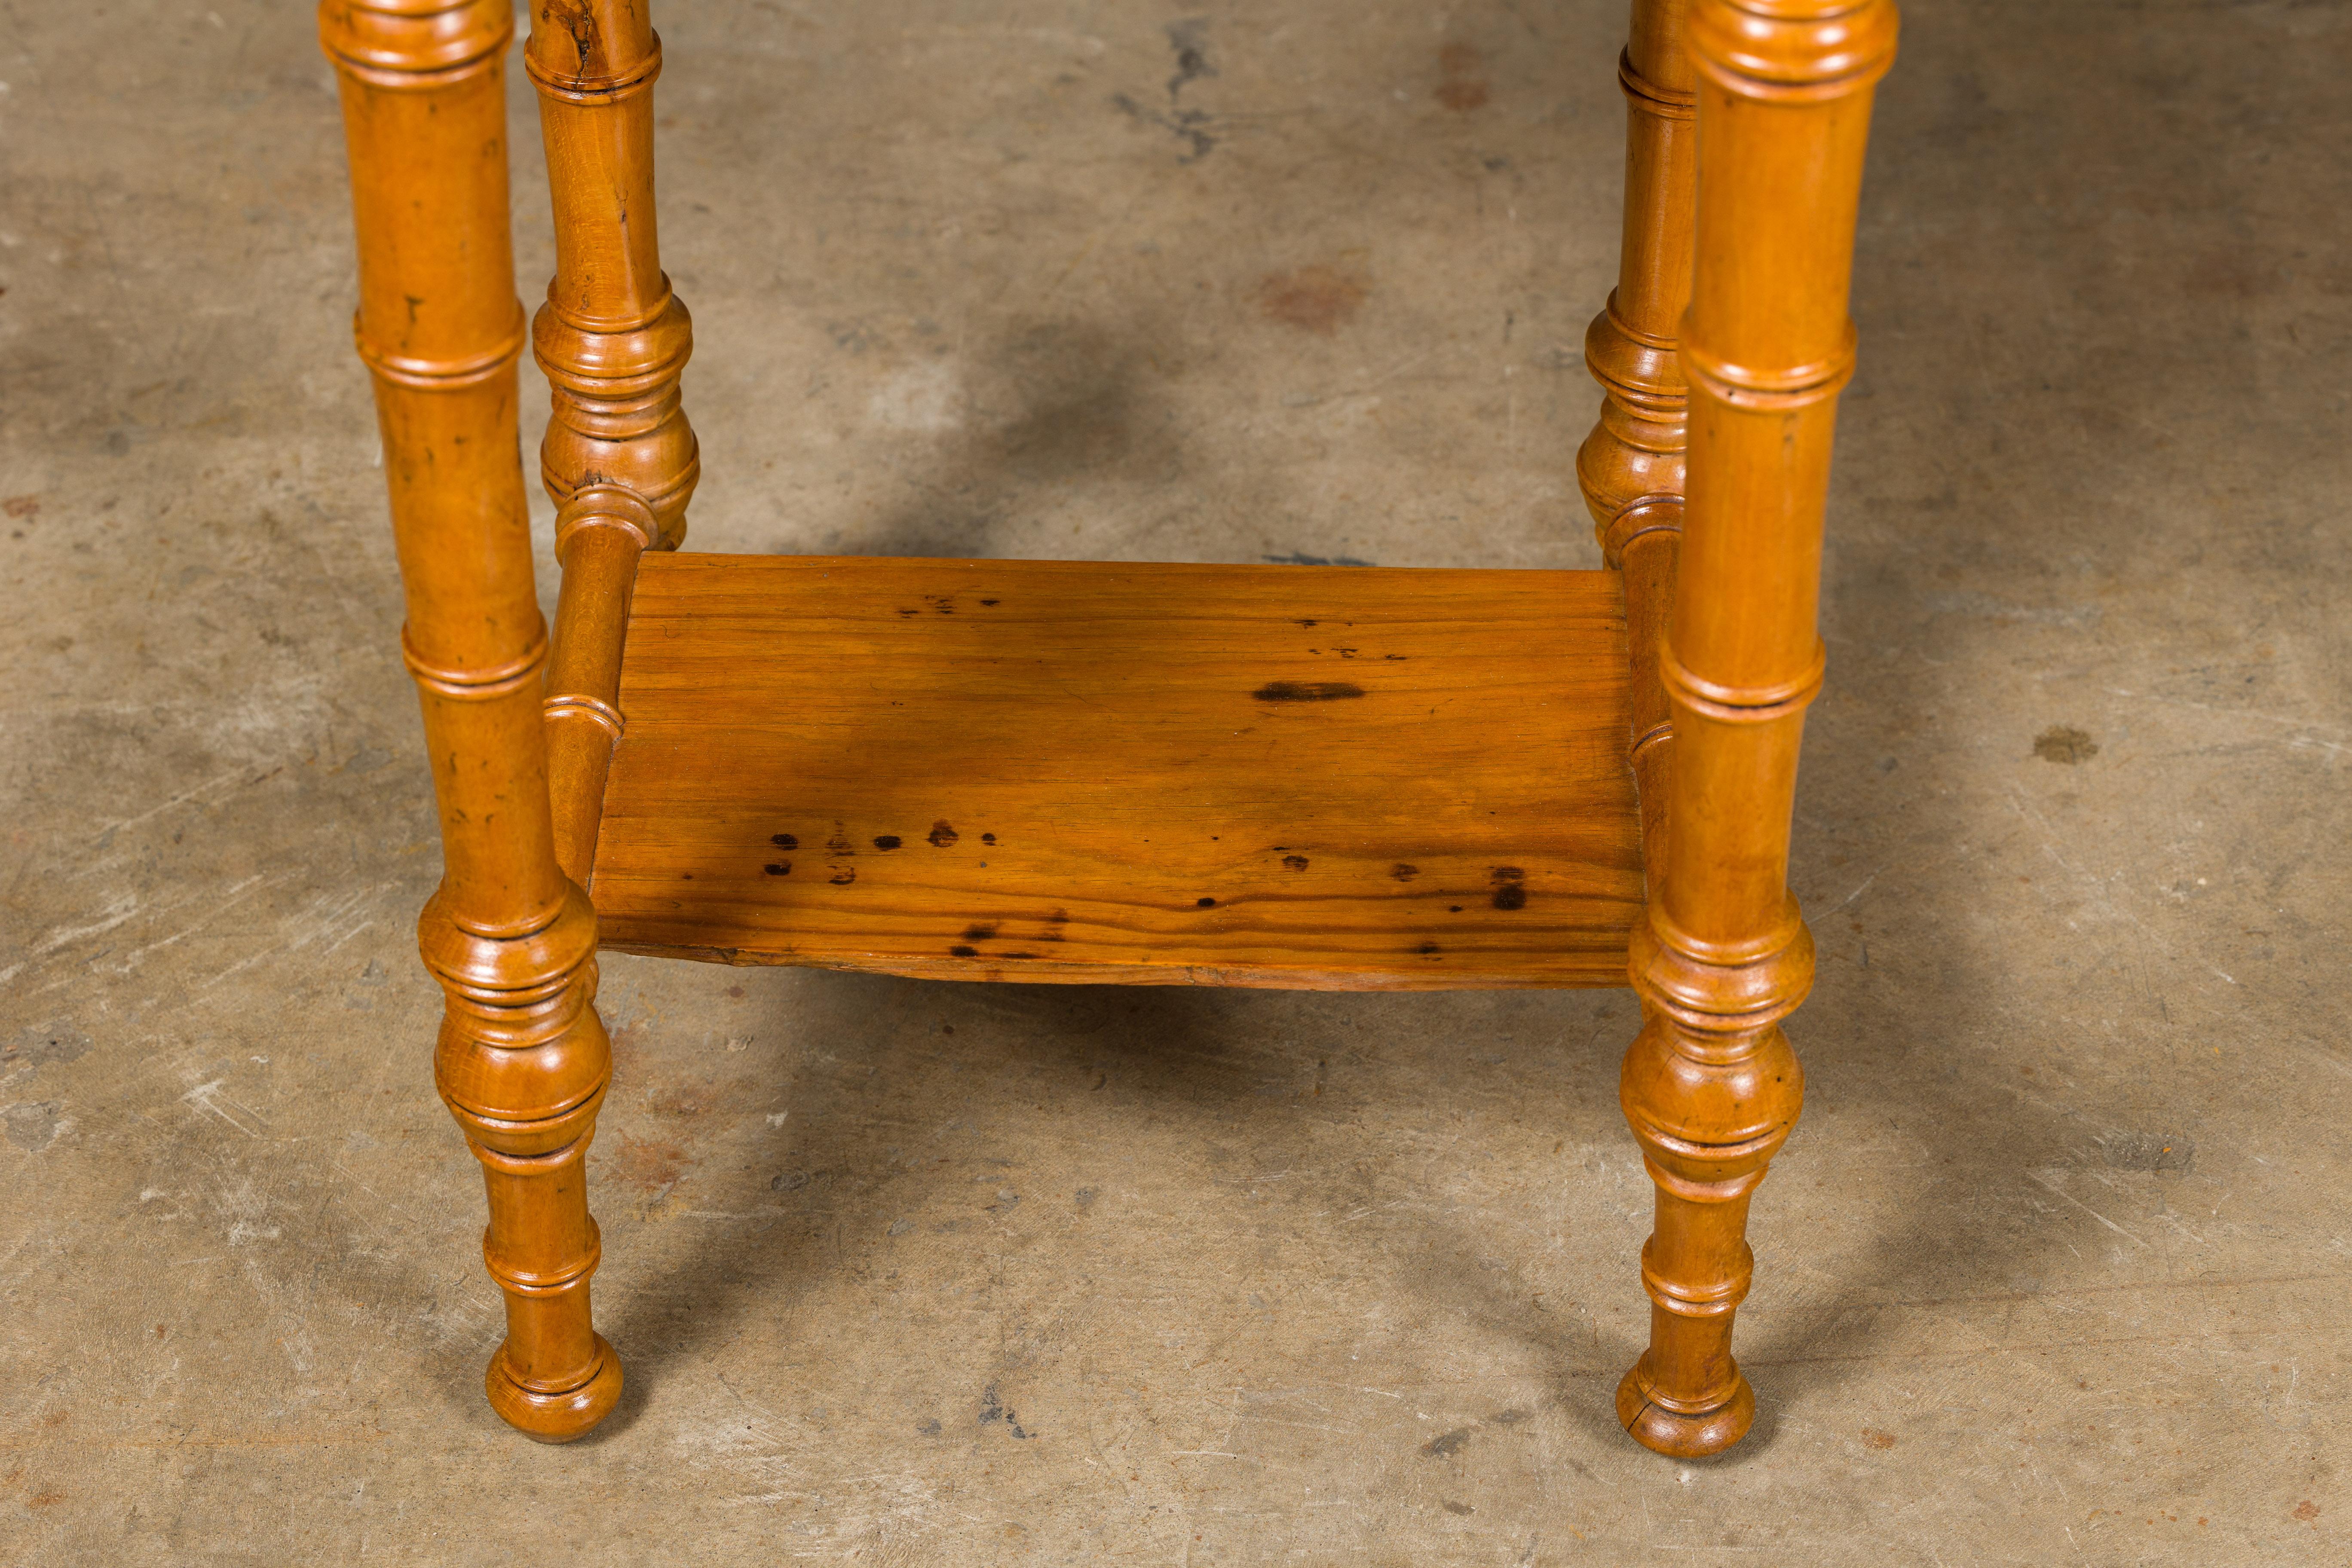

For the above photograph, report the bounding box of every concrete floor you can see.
[3,0,2348,1562]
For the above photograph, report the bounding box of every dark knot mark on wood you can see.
[1392,864,1418,882]
[1282,854,1309,871]
[963,924,998,941]
[1253,680,1365,702]
[979,599,1000,607]
[1490,866,1526,910]
[928,821,959,847]
[827,824,854,856]
[770,833,798,850]
[557,3,601,77]
[829,868,856,886]
[763,862,790,877]
[981,833,997,845]
[873,835,903,851]
[1417,941,1441,956]
[950,945,978,958]
[1196,897,1216,908]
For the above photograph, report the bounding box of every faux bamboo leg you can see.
[1579,0,1696,538]
[524,1,698,542]
[319,0,622,1442]
[526,2,696,882]
[1616,0,1898,1457]
[1580,0,1698,888]
[544,488,658,887]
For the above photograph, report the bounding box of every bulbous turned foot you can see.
[487,1334,623,1442]
[1616,1360,1754,1457]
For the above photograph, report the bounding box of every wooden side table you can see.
[317,0,1895,1455]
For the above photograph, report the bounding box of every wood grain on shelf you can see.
[592,554,1645,989]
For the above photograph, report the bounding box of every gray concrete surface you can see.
[3,0,2348,1562]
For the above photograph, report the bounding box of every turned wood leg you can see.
[1614,0,1898,1457]
[1580,0,1697,889]
[544,488,658,885]
[525,2,698,884]
[525,2,698,542]
[320,0,622,1442]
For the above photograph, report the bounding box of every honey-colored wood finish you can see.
[592,555,1644,987]
[1613,0,1897,1457]
[319,0,621,1442]
[524,0,699,540]
[1580,0,1698,891]
[543,487,656,886]
[321,0,1893,1452]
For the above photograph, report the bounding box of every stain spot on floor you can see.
[3,1102,61,1152]
[1258,264,1369,335]
[2034,725,2098,764]
[1165,18,1216,97]
[6,1023,90,1069]
[1862,1427,1898,1449]
[1264,551,1375,567]
[1436,43,1489,110]
[611,1132,693,1198]
[1423,1427,1471,1458]
[1442,1500,1474,1516]
[2100,1131,2194,1173]
[978,1382,1033,1439]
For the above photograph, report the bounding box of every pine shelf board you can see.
[590,553,1644,989]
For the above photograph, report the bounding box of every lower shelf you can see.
[590,554,1643,988]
